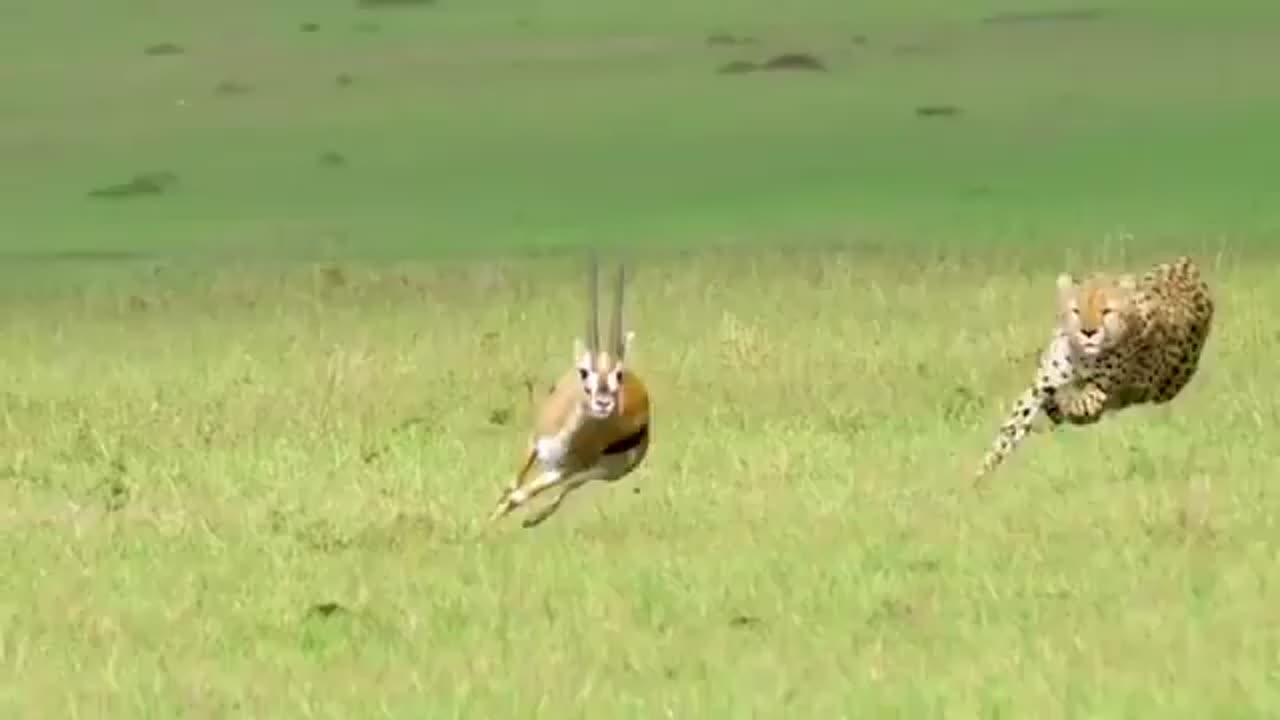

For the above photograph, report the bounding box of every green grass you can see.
[3,0,1280,716]
[4,0,1280,258]
[3,252,1278,717]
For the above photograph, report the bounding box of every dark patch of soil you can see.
[319,151,347,168]
[718,51,827,75]
[87,172,179,199]
[214,80,252,97]
[307,602,347,618]
[143,42,184,56]
[717,60,758,75]
[706,32,757,46]
[915,104,962,118]
[760,52,826,72]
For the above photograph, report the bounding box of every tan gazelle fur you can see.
[488,256,652,527]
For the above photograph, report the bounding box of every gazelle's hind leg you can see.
[489,466,566,522]
[521,473,595,528]
[522,456,635,529]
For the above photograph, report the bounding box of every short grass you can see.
[3,0,1280,258]
[2,250,1278,717]
[3,0,1280,716]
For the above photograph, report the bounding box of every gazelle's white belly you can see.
[532,426,649,482]
[534,433,572,469]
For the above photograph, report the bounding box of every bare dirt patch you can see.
[706,32,757,47]
[214,80,252,97]
[87,172,179,200]
[717,60,758,75]
[718,52,827,75]
[319,151,348,168]
[143,42,185,57]
[762,53,826,72]
[915,104,962,118]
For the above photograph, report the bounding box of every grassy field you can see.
[4,0,1280,258]
[3,0,1280,717]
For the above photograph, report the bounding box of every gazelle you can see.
[488,256,652,528]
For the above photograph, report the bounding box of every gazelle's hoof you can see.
[488,498,514,522]
[488,489,527,522]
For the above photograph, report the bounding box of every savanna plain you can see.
[3,0,1280,716]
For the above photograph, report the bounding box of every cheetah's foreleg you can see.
[1056,382,1107,425]
[975,386,1047,482]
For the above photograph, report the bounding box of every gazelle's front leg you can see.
[489,467,569,522]
[489,447,540,521]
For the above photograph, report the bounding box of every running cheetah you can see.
[974,255,1214,481]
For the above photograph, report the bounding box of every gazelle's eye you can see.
[577,368,589,381]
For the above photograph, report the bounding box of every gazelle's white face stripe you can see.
[577,350,623,419]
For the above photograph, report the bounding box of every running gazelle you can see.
[488,256,652,527]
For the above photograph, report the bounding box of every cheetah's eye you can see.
[1101,308,1114,318]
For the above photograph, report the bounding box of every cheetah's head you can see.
[1056,271,1139,357]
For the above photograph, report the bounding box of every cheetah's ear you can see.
[1055,273,1076,292]
[1117,273,1138,291]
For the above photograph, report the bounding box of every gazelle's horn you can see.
[586,254,601,352]
[609,262,625,358]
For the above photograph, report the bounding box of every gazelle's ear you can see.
[621,331,636,361]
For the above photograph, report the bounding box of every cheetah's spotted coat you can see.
[975,255,1214,481]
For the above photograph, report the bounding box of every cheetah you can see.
[974,255,1214,482]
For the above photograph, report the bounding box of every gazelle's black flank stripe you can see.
[604,425,648,456]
